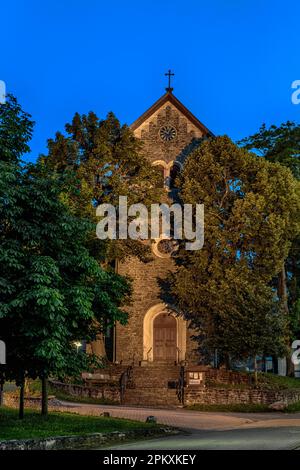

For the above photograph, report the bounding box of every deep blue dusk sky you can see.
[1,0,299,161]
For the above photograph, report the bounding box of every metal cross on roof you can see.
[165,69,174,92]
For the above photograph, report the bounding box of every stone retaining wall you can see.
[49,380,120,404]
[204,369,250,385]
[0,428,178,450]
[4,394,61,409]
[185,388,300,406]
[6,377,299,409]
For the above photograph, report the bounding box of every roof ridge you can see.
[130,91,214,136]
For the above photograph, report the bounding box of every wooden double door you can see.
[153,313,177,362]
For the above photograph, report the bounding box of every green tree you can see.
[39,111,162,263]
[239,122,300,345]
[0,94,34,412]
[172,136,300,368]
[239,121,300,179]
[0,96,130,417]
[0,94,34,164]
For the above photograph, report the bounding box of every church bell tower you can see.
[114,72,213,365]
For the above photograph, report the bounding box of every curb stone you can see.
[0,427,179,450]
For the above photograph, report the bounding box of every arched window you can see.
[169,162,181,189]
[156,164,165,188]
[152,161,167,188]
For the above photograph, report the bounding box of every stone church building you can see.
[70,80,293,405]
[95,82,213,369]
[81,83,284,406]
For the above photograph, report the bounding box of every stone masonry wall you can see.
[185,388,300,406]
[4,381,121,407]
[205,369,251,385]
[115,99,208,365]
[116,255,198,364]
[48,380,120,403]
[117,255,171,363]
[133,101,204,165]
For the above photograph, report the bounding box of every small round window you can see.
[152,237,178,258]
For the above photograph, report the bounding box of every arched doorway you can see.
[143,303,186,362]
[153,313,177,362]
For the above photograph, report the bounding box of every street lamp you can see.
[74,341,82,353]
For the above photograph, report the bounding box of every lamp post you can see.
[74,341,82,353]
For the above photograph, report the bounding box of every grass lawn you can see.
[204,373,300,391]
[285,402,300,413]
[0,407,157,441]
[254,373,300,390]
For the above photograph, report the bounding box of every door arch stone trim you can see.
[143,303,186,362]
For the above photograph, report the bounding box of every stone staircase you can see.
[123,363,182,407]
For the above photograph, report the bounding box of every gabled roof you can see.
[130,90,214,136]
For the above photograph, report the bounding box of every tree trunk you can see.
[19,381,25,419]
[272,355,278,374]
[224,353,231,370]
[278,264,293,375]
[0,379,4,406]
[254,356,258,387]
[214,349,219,369]
[278,264,289,314]
[41,376,48,417]
[286,354,294,377]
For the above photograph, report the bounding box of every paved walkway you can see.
[58,401,300,431]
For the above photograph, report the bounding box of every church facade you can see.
[81,84,291,404]
[111,87,213,366]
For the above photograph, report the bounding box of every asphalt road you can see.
[58,402,300,450]
[105,426,300,450]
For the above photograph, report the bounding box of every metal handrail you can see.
[176,364,185,405]
[119,364,133,405]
